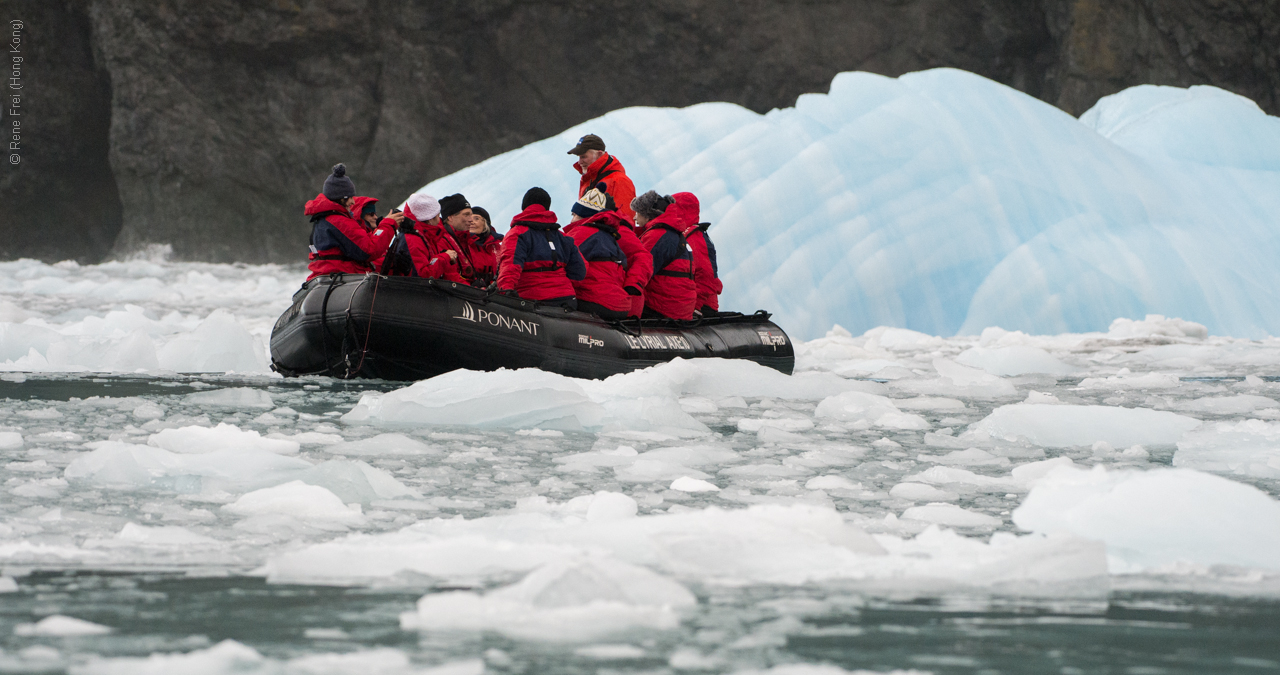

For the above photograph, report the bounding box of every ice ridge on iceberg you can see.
[417,69,1280,340]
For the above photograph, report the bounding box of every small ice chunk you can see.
[0,431,23,450]
[1024,390,1062,404]
[72,640,262,674]
[1014,465,1280,571]
[956,346,1076,376]
[804,475,860,491]
[132,402,165,420]
[967,404,1200,448]
[671,477,720,492]
[814,391,928,429]
[327,433,436,456]
[183,387,273,409]
[902,503,1001,527]
[925,448,1010,467]
[148,423,300,455]
[222,481,363,523]
[0,577,17,593]
[113,522,217,546]
[400,558,696,641]
[344,368,606,431]
[14,615,112,636]
[1175,418,1280,478]
[889,482,957,501]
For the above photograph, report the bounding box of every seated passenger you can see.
[564,185,653,321]
[304,164,394,281]
[632,190,697,320]
[437,193,484,283]
[468,206,503,287]
[677,194,724,316]
[382,193,464,280]
[496,188,586,310]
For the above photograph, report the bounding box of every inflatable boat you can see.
[269,274,794,381]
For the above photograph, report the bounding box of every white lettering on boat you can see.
[757,330,787,349]
[454,301,541,336]
[623,334,692,351]
[578,334,604,348]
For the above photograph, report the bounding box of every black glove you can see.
[397,221,414,233]
[624,285,642,296]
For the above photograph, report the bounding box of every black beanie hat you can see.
[522,187,552,210]
[322,163,356,201]
[438,193,471,220]
[471,206,491,226]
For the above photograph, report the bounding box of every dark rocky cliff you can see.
[2,0,1276,263]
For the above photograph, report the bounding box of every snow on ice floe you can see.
[1014,465,1280,572]
[419,70,1280,339]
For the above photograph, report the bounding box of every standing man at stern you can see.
[569,134,636,222]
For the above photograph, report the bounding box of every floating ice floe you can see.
[260,491,1107,596]
[1174,419,1280,479]
[13,615,112,637]
[1013,465,1280,572]
[345,359,879,436]
[400,557,697,641]
[965,403,1201,448]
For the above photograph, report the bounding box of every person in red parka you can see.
[564,186,654,321]
[468,206,503,287]
[633,190,697,320]
[569,134,637,222]
[496,188,587,309]
[380,193,466,280]
[676,193,724,315]
[304,164,395,281]
[434,194,480,283]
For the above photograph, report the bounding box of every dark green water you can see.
[2,571,1278,674]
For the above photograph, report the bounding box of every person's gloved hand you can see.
[624,285,642,296]
[483,282,498,293]
[397,220,414,233]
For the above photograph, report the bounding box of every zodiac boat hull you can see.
[269,274,795,381]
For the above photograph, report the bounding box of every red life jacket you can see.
[304,194,393,281]
[496,205,587,301]
[638,193,698,320]
[676,194,723,311]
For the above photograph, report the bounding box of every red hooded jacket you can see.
[496,205,587,301]
[677,194,724,311]
[304,194,394,280]
[638,193,698,320]
[564,210,654,313]
[576,153,637,221]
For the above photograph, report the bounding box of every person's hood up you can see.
[670,192,700,228]
[304,193,350,217]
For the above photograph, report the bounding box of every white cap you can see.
[404,193,441,221]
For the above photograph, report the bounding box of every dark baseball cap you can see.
[567,134,606,155]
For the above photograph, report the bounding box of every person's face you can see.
[569,213,582,223]
[362,212,378,228]
[577,149,603,170]
[634,212,650,227]
[446,208,474,231]
[468,214,488,234]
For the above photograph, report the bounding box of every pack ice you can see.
[420,69,1280,339]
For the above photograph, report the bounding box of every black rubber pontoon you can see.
[270,274,794,381]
